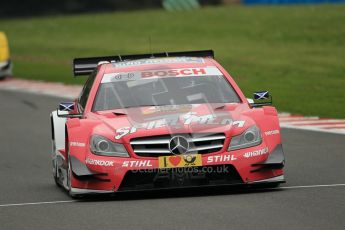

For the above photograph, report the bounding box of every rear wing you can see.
[73,50,214,76]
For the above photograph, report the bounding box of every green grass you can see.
[1,5,344,118]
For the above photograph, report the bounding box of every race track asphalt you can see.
[0,90,344,230]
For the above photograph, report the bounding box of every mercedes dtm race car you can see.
[51,50,285,197]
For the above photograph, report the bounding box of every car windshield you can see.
[92,75,241,111]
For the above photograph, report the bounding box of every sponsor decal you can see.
[122,160,152,167]
[102,67,223,83]
[158,154,202,169]
[243,147,269,158]
[206,154,237,164]
[141,67,221,78]
[102,72,141,83]
[86,158,114,166]
[265,130,280,136]
[142,104,193,115]
[115,127,137,140]
[115,112,245,139]
[142,68,203,78]
[113,57,204,68]
[70,142,86,147]
[112,57,204,68]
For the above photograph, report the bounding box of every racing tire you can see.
[67,150,83,199]
[52,139,61,187]
[254,182,281,189]
[53,161,61,187]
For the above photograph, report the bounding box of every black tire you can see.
[254,182,281,189]
[67,150,82,199]
[67,152,73,196]
[52,138,61,187]
[53,162,61,187]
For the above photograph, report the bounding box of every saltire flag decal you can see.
[59,102,75,111]
[254,91,269,100]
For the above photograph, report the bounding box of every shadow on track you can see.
[68,184,284,203]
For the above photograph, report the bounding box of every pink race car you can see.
[51,50,285,198]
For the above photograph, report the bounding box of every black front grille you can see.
[130,133,225,157]
[119,165,243,191]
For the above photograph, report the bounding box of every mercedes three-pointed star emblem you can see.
[169,136,190,155]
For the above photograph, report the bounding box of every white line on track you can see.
[0,183,345,208]
[0,200,76,208]
[280,183,345,189]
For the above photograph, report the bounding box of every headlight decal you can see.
[90,135,129,157]
[228,125,262,151]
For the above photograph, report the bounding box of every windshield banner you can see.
[101,67,223,83]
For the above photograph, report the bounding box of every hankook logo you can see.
[169,136,189,155]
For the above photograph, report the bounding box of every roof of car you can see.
[103,56,216,74]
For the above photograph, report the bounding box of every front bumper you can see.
[69,144,285,195]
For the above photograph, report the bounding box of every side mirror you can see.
[57,102,82,118]
[250,91,272,107]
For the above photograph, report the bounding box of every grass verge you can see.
[1,4,344,118]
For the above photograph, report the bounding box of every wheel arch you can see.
[51,110,67,152]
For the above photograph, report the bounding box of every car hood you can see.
[93,103,256,142]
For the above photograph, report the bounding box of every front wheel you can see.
[53,160,61,187]
[253,182,281,189]
[67,150,82,199]
[52,140,61,187]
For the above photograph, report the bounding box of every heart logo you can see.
[169,156,181,166]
